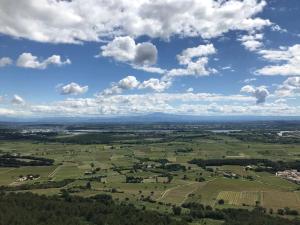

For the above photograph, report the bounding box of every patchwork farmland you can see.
[0,122,300,225]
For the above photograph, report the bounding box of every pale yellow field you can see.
[261,191,300,210]
[217,190,300,210]
[159,182,202,204]
[217,191,259,206]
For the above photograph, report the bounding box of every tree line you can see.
[0,154,54,167]
[189,158,300,172]
[181,202,300,225]
[0,192,185,225]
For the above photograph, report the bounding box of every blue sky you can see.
[0,0,300,117]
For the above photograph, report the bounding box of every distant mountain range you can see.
[0,113,300,124]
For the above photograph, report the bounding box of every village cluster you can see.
[17,174,40,182]
[276,170,300,184]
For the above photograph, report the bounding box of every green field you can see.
[0,123,300,224]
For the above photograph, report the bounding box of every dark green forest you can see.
[0,192,185,225]
[0,192,299,225]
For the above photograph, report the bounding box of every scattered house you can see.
[141,162,160,169]
[245,165,254,170]
[223,172,238,179]
[100,177,107,183]
[142,176,169,183]
[276,170,300,184]
[84,171,93,175]
[17,174,40,182]
[142,177,156,183]
[157,176,169,183]
[17,177,27,182]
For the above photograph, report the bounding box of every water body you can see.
[210,129,241,133]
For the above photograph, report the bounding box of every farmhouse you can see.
[142,176,169,183]
[17,174,40,182]
[276,170,300,184]
[245,165,254,170]
[223,172,238,179]
[17,177,27,182]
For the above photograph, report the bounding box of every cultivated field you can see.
[0,122,300,224]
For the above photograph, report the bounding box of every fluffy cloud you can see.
[132,65,166,74]
[0,0,271,43]
[102,75,172,94]
[241,85,269,104]
[101,36,136,62]
[283,77,300,87]
[185,58,217,76]
[22,91,300,117]
[26,99,300,117]
[241,85,256,93]
[256,44,300,76]
[101,36,159,72]
[11,95,25,105]
[239,33,264,51]
[167,44,217,77]
[187,88,194,93]
[102,76,140,95]
[101,43,218,95]
[275,77,300,97]
[60,83,88,95]
[17,53,71,69]
[104,42,218,79]
[3,89,300,117]
[0,108,20,116]
[118,76,140,89]
[139,78,171,92]
[253,87,269,104]
[28,92,254,116]
[271,24,287,33]
[0,57,12,67]
[177,44,216,65]
[134,42,158,66]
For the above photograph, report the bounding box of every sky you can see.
[0,0,300,118]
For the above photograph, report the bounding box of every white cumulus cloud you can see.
[0,57,13,67]
[102,76,140,95]
[241,85,269,104]
[275,77,300,97]
[239,33,264,51]
[102,75,173,95]
[17,53,71,69]
[60,83,88,95]
[187,88,194,93]
[0,0,271,43]
[101,36,158,67]
[139,78,171,92]
[167,44,217,77]
[177,44,216,65]
[256,44,300,76]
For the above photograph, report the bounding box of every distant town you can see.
[276,170,300,184]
